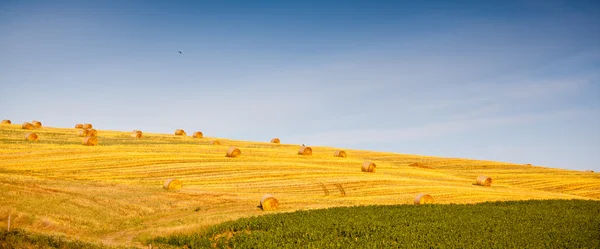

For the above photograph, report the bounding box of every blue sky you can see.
[1,0,599,171]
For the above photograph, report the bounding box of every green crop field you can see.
[150,200,600,249]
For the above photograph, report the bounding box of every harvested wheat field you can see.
[1,125,599,248]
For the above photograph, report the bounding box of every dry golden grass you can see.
[1,125,599,247]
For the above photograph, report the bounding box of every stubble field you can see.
[0,123,598,247]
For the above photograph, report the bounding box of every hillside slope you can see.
[1,124,598,247]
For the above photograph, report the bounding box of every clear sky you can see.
[1,0,599,171]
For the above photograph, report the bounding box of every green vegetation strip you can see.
[151,200,600,249]
[2,200,599,248]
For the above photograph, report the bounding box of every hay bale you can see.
[79,129,97,137]
[414,193,434,205]
[83,124,93,129]
[24,133,39,142]
[226,146,241,157]
[75,124,83,129]
[82,137,98,146]
[175,129,186,136]
[22,122,34,130]
[476,175,492,186]
[31,120,42,128]
[193,131,203,138]
[270,138,280,143]
[409,162,433,169]
[163,178,182,190]
[131,130,142,138]
[585,170,594,173]
[78,129,88,137]
[298,146,312,155]
[1,120,11,124]
[260,194,279,211]
[212,140,220,145]
[524,164,532,166]
[334,150,347,158]
[361,161,376,173]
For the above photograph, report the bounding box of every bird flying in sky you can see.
[178,51,182,54]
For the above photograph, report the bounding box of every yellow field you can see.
[1,124,598,247]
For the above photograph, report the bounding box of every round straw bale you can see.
[75,124,83,129]
[1,120,11,124]
[361,161,376,173]
[226,146,241,157]
[82,137,98,146]
[270,138,280,143]
[212,140,220,145]
[24,133,39,142]
[163,178,182,190]
[476,175,492,186]
[585,170,594,173]
[409,162,433,169]
[260,194,279,211]
[193,131,203,138]
[86,129,98,137]
[414,193,434,205]
[78,129,88,137]
[334,150,347,158]
[131,130,142,138]
[31,120,42,128]
[22,122,34,130]
[298,146,312,155]
[83,124,93,129]
[175,129,186,136]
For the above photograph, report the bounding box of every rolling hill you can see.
[1,123,598,247]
